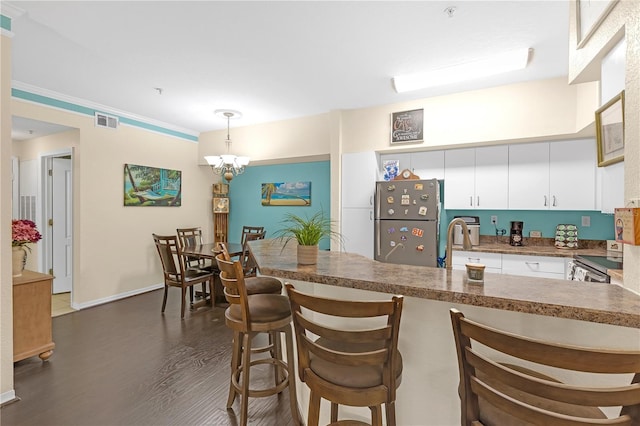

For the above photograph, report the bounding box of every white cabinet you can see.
[379,151,444,180]
[451,251,502,274]
[342,151,378,208]
[341,208,373,258]
[411,151,445,180]
[452,251,568,280]
[502,254,567,280]
[341,151,378,258]
[549,140,596,211]
[444,146,508,209]
[509,140,596,210]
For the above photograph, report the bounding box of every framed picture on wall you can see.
[595,90,624,167]
[123,163,181,207]
[390,109,423,144]
[213,197,229,213]
[576,0,618,48]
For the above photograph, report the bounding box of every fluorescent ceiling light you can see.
[392,48,531,93]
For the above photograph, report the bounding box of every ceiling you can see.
[6,1,570,140]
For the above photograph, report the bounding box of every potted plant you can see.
[274,211,342,265]
[11,219,42,277]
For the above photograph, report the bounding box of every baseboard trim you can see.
[0,390,19,407]
[71,283,164,311]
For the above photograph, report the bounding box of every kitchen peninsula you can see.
[250,238,640,425]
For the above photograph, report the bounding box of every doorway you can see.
[42,150,74,310]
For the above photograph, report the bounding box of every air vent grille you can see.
[94,112,119,129]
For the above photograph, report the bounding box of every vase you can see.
[12,246,27,277]
[297,245,318,265]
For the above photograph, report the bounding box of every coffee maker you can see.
[510,221,524,246]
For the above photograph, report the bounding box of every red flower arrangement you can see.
[12,219,42,251]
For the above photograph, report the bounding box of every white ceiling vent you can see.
[94,112,119,129]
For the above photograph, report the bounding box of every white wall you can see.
[11,100,214,308]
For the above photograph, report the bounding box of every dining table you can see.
[181,242,244,304]
[181,242,243,260]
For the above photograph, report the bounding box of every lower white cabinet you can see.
[452,251,568,280]
[502,254,567,279]
[341,208,374,259]
[451,251,502,274]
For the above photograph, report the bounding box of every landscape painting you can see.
[124,164,181,207]
[261,181,311,206]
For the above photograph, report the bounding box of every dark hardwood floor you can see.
[1,289,297,426]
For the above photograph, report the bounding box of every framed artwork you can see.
[124,164,181,206]
[595,90,624,167]
[213,197,229,213]
[390,109,423,144]
[576,0,618,48]
[261,182,311,206]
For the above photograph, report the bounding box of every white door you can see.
[52,157,72,293]
[475,145,509,209]
[341,208,373,258]
[443,148,475,209]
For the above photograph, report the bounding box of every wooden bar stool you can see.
[215,249,300,426]
[285,283,404,426]
[217,242,282,295]
[450,308,640,425]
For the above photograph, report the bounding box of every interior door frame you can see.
[40,148,74,300]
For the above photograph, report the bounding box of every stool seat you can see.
[311,338,403,389]
[227,294,290,324]
[245,276,282,295]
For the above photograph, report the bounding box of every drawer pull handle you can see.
[525,262,540,266]
[468,258,480,263]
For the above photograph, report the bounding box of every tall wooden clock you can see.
[212,183,229,242]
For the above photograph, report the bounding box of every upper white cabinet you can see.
[410,151,445,180]
[549,139,596,211]
[342,151,378,209]
[509,140,596,210]
[444,146,508,210]
[379,151,444,180]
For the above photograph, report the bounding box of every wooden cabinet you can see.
[13,270,55,362]
[509,140,596,210]
[444,146,508,209]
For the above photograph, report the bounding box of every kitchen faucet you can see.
[445,218,473,270]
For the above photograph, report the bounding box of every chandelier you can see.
[204,109,250,182]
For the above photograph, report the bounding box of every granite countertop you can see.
[453,236,609,257]
[250,239,639,329]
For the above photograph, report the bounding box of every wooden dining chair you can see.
[176,227,218,303]
[240,225,265,247]
[215,249,301,426]
[450,308,640,426]
[285,283,404,426]
[152,234,214,319]
[240,230,266,277]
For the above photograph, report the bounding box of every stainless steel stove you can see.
[567,255,623,283]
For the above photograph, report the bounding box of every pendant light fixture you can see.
[204,109,250,182]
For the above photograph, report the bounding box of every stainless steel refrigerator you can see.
[374,179,440,267]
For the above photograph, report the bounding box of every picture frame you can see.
[576,0,618,48]
[595,90,624,167]
[390,109,423,145]
[124,163,181,207]
[213,197,229,213]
